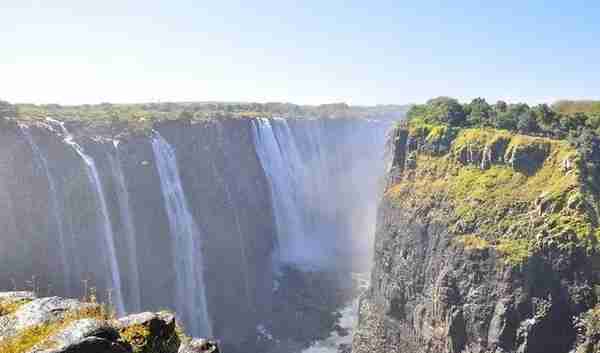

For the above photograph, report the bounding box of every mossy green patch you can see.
[455,234,490,250]
[387,126,597,266]
[451,128,512,153]
[0,306,107,353]
[495,238,532,266]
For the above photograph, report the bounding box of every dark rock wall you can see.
[0,118,274,349]
[157,119,276,345]
[0,121,58,290]
[0,116,390,352]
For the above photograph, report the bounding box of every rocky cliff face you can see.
[0,118,274,349]
[353,124,600,353]
[0,115,390,353]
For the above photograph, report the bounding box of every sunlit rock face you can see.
[0,116,391,352]
[352,125,599,353]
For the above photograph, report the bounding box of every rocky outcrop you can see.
[0,296,100,340]
[34,319,128,353]
[0,292,218,353]
[353,125,600,353]
[178,339,220,353]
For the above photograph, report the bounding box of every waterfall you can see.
[20,126,73,295]
[45,118,125,315]
[252,117,389,270]
[107,144,142,313]
[252,118,316,267]
[151,132,212,336]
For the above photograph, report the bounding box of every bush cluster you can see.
[407,97,600,138]
[407,97,600,190]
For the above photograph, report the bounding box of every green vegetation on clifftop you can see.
[388,99,600,265]
[0,99,407,135]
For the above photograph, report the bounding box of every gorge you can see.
[0,107,393,353]
[5,97,599,353]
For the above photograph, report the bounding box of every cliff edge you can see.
[0,291,219,353]
[353,120,600,353]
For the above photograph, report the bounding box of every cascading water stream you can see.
[20,125,73,295]
[252,118,317,267]
[45,118,125,315]
[252,117,390,272]
[151,132,212,336]
[107,144,142,313]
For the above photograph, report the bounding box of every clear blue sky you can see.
[1,0,599,105]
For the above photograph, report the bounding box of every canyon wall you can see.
[0,116,390,352]
[353,125,600,353]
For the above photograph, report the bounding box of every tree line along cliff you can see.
[0,99,407,137]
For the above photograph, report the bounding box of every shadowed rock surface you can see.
[33,319,127,353]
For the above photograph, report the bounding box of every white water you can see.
[301,299,359,353]
[252,118,319,267]
[46,118,125,315]
[107,146,142,313]
[252,118,388,269]
[152,132,212,336]
[301,273,369,353]
[20,126,73,295]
